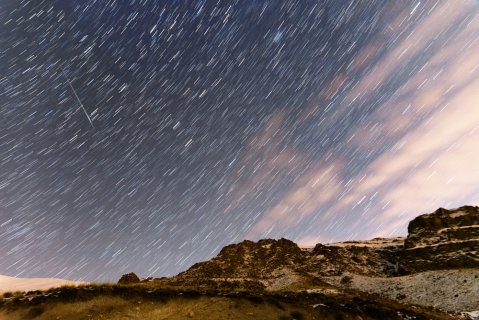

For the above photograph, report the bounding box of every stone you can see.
[400,206,479,273]
[118,272,141,284]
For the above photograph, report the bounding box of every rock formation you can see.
[173,206,478,285]
[177,238,306,279]
[400,206,479,273]
[118,272,140,284]
[310,237,404,276]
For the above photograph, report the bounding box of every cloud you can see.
[345,1,472,104]
[243,0,479,243]
[364,77,479,236]
[225,110,308,214]
[246,158,346,239]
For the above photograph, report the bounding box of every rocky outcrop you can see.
[118,272,140,284]
[172,206,478,289]
[177,238,306,280]
[309,237,404,276]
[400,206,479,273]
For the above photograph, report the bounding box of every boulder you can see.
[118,272,141,284]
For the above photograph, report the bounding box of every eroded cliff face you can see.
[400,206,479,274]
[175,236,405,283]
[310,237,404,276]
[171,206,478,285]
[176,238,306,279]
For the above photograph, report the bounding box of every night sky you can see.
[1,0,479,281]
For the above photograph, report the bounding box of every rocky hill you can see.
[161,205,479,315]
[172,238,311,291]
[174,206,478,282]
[172,235,406,287]
[178,238,306,279]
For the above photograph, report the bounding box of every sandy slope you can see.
[323,269,479,313]
[0,275,85,293]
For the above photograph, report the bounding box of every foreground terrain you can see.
[0,284,458,320]
[1,206,477,319]
[324,269,479,313]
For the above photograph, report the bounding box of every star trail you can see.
[1,0,479,281]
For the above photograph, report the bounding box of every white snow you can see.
[450,211,469,218]
[0,275,85,294]
[462,310,479,320]
[325,237,405,248]
[407,238,479,249]
[438,225,479,233]
[299,237,405,250]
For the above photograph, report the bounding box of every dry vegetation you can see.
[0,283,459,320]
[0,295,314,320]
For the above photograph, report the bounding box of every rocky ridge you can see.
[177,238,306,279]
[144,205,479,315]
[171,206,478,284]
[401,206,479,273]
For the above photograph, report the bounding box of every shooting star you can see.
[63,72,94,128]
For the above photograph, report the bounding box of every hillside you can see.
[0,284,458,320]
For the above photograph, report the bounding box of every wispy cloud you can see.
[240,0,479,244]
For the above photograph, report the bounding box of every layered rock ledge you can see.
[400,206,479,273]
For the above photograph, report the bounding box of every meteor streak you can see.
[63,73,94,128]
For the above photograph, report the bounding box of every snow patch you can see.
[450,211,469,218]
[0,275,86,294]
[438,225,479,233]
[326,237,405,248]
[462,310,479,320]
